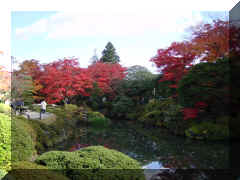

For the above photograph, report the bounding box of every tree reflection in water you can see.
[50,122,229,170]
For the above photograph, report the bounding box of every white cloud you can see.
[116,47,159,73]
[11,1,234,73]
[15,11,205,40]
[16,18,48,39]
[8,0,236,12]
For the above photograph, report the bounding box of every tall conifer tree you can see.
[100,42,120,63]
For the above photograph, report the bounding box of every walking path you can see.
[17,110,56,125]
[23,111,53,119]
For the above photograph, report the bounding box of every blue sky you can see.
[11,11,227,73]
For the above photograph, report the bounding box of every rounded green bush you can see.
[0,169,7,179]
[12,161,48,169]
[64,104,78,113]
[139,98,183,129]
[185,122,229,140]
[5,161,70,180]
[0,113,11,171]
[35,146,144,180]
[11,116,37,161]
[140,110,163,124]
[88,111,110,127]
[0,104,11,115]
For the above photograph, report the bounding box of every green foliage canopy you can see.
[177,58,230,116]
[100,42,120,63]
[35,146,144,180]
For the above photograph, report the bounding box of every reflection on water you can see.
[49,121,229,169]
[142,161,165,169]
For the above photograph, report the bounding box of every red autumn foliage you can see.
[0,65,11,92]
[16,59,41,78]
[87,62,127,95]
[168,84,178,89]
[182,102,207,120]
[150,41,196,88]
[190,20,229,62]
[194,101,208,109]
[229,23,240,57]
[151,20,229,91]
[38,58,93,104]
[151,20,229,120]
[182,108,199,120]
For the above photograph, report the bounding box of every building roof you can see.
[230,2,240,27]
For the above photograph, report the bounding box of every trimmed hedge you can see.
[35,146,144,180]
[11,116,37,162]
[5,161,70,180]
[12,161,48,170]
[0,113,11,171]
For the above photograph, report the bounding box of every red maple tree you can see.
[229,23,240,57]
[0,65,11,93]
[190,19,229,62]
[151,20,229,120]
[87,62,127,96]
[150,41,196,88]
[151,20,229,89]
[38,58,93,104]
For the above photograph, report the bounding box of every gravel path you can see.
[19,110,55,120]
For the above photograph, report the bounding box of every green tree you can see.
[125,65,155,81]
[112,95,134,118]
[100,42,120,63]
[122,66,157,103]
[155,75,177,99]
[177,57,230,117]
[11,72,35,105]
[88,82,104,110]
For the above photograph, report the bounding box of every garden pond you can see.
[47,121,229,170]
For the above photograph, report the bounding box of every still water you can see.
[51,121,229,169]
